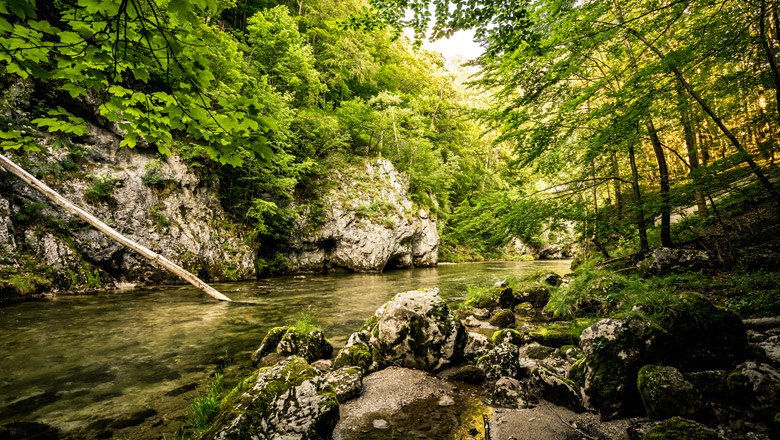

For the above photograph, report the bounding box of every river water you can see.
[0,260,570,438]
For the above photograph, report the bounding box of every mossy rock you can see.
[726,361,780,416]
[491,329,527,346]
[656,293,746,371]
[642,417,721,440]
[569,357,587,387]
[518,284,551,308]
[252,326,333,365]
[558,345,584,361]
[252,327,288,364]
[530,321,586,348]
[332,340,372,372]
[579,318,661,420]
[488,309,516,328]
[202,356,338,439]
[477,343,525,381]
[637,365,705,420]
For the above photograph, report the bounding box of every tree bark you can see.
[628,143,650,251]
[645,119,672,247]
[629,29,778,199]
[760,0,780,124]
[0,153,232,302]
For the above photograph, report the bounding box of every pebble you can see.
[438,395,456,407]
[372,419,389,429]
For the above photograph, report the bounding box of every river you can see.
[0,260,570,438]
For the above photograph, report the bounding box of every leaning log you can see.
[0,153,232,302]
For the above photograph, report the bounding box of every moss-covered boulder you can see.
[637,247,715,276]
[251,326,334,365]
[518,284,551,308]
[332,331,373,372]
[489,309,516,328]
[727,361,780,417]
[464,331,493,363]
[637,365,705,420]
[529,366,583,412]
[657,293,746,371]
[641,417,722,440]
[530,321,587,348]
[477,343,524,381]
[491,328,529,346]
[491,376,526,408]
[579,318,661,420]
[343,289,466,372]
[203,356,339,439]
[325,366,363,402]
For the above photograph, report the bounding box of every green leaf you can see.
[61,83,87,98]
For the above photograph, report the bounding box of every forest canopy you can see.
[3,0,779,267]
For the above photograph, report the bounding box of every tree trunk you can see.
[760,0,780,124]
[677,84,708,216]
[611,152,623,215]
[645,119,673,247]
[0,153,232,302]
[628,143,650,251]
[629,29,778,199]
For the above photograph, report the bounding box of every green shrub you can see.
[83,175,116,205]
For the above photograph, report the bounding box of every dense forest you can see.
[3,0,779,272]
[2,0,780,438]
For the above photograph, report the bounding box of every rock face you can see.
[335,289,465,372]
[285,159,439,272]
[0,126,255,296]
[205,356,339,439]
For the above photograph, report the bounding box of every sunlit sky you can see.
[423,29,483,62]
[404,28,484,63]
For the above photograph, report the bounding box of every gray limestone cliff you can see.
[0,126,255,298]
[285,159,439,272]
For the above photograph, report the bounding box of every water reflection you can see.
[0,260,570,438]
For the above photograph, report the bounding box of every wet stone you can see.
[372,419,389,429]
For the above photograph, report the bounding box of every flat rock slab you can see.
[334,366,487,440]
[490,401,638,440]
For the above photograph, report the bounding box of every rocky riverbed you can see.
[152,273,780,440]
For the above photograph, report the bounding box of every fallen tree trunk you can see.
[0,153,232,302]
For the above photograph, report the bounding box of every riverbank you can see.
[167,260,780,440]
[0,261,570,438]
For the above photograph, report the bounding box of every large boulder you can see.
[637,247,714,275]
[252,326,333,364]
[579,318,660,419]
[656,293,746,371]
[477,343,524,381]
[204,356,339,439]
[335,289,465,372]
[637,365,705,420]
[727,362,780,416]
[641,417,722,440]
[285,159,439,272]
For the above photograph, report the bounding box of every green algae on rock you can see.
[202,356,338,439]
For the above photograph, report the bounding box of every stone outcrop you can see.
[335,288,465,372]
[285,159,438,272]
[0,126,255,296]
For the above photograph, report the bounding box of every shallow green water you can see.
[0,260,570,439]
